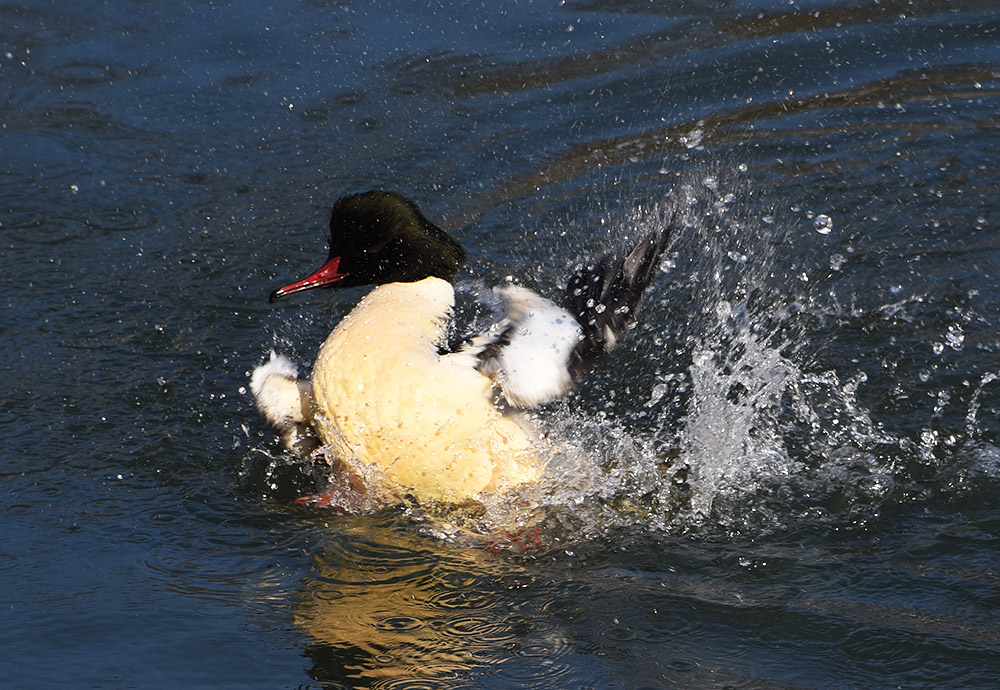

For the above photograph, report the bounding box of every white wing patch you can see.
[479,286,583,408]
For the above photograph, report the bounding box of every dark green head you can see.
[270,191,466,301]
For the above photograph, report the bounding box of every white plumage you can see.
[473,286,584,408]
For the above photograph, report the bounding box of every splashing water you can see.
[682,300,800,520]
[483,173,906,537]
[965,371,1000,439]
[244,171,999,541]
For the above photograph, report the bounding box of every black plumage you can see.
[563,213,675,379]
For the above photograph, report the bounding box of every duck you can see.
[251,190,674,509]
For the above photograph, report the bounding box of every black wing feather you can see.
[563,212,675,379]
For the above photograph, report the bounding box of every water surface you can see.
[2,0,1000,687]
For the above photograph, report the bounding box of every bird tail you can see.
[249,352,319,455]
[563,208,675,379]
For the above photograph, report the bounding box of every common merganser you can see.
[251,191,673,508]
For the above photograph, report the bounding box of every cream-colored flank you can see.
[308,277,541,503]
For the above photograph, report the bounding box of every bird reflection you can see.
[295,520,542,688]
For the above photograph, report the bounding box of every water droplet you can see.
[646,383,669,408]
[814,214,833,234]
[680,126,703,149]
[946,324,964,350]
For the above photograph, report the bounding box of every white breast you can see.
[309,277,541,503]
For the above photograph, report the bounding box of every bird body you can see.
[251,191,673,508]
[309,276,541,503]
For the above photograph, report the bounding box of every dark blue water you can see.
[3,1,1000,687]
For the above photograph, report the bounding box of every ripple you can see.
[0,170,26,187]
[144,547,278,601]
[494,637,575,687]
[84,207,156,232]
[371,615,425,633]
[148,510,181,525]
[125,530,154,544]
[298,107,329,122]
[392,83,424,97]
[0,211,45,230]
[665,659,697,673]
[370,678,439,690]
[634,618,684,644]
[602,623,637,642]
[51,62,119,85]
[0,553,19,571]
[40,485,63,499]
[440,615,513,643]
[334,90,365,106]
[515,642,557,658]
[311,588,345,603]
[240,618,283,634]
[427,587,494,610]
[539,592,589,623]
[311,535,443,587]
[220,73,260,88]
[4,218,89,245]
